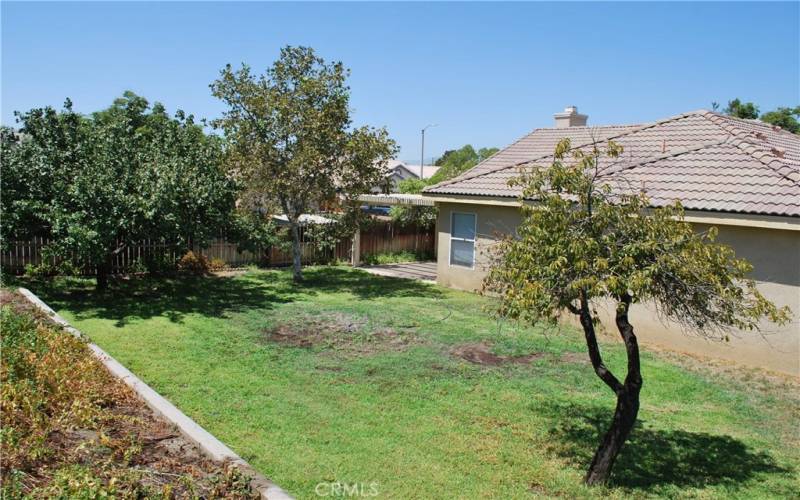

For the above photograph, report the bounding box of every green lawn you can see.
[25,267,799,499]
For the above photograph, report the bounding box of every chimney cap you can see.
[554,105,588,128]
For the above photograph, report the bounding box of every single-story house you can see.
[423,106,800,376]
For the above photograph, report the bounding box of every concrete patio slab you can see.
[359,261,437,283]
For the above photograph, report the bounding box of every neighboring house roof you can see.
[404,164,441,179]
[424,110,800,218]
[272,214,335,226]
[382,161,440,180]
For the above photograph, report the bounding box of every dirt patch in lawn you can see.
[450,342,544,366]
[263,312,419,355]
[560,352,591,365]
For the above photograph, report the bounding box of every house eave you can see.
[423,193,800,231]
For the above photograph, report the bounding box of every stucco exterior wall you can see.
[435,202,800,376]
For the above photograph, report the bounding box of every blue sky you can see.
[2,2,798,162]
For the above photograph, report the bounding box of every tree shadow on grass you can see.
[25,266,442,327]
[31,273,300,327]
[255,266,444,301]
[542,401,790,493]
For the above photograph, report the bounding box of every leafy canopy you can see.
[211,46,397,222]
[211,46,397,279]
[1,92,237,277]
[719,98,800,134]
[429,145,499,184]
[484,138,790,337]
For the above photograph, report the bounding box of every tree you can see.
[723,98,759,119]
[760,106,800,134]
[388,144,498,227]
[1,93,237,289]
[719,98,800,134]
[483,138,790,485]
[388,178,437,228]
[211,46,397,281]
[429,145,499,184]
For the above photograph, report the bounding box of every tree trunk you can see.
[96,260,110,291]
[289,220,303,282]
[577,294,643,486]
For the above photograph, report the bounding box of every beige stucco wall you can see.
[435,202,800,376]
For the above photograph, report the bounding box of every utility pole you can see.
[420,124,437,180]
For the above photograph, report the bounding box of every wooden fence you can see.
[1,221,435,275]
[359,222,435,257]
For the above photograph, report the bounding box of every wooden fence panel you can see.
[1,220,433,275]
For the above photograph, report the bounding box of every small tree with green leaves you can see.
[483,138,790,485]
[211,46,397,281]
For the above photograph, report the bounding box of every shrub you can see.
[177,251,209,274]
[0,306,132,473]
[361,250,433,265]
[23,260,80,279]
[144,253,178,276]
[208,257,227,271]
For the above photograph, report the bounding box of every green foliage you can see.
[484,138,790,337]
[388,145,497,228]
[361,250,434,265]
[760,106,800,134]
[32,268,800,498]
[211,46,398,280]
[429,145,499,184]
[719,97,800,134]
[723,98,760,119]
[1,92,239,288]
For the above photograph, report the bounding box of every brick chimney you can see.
[554,106,588,128]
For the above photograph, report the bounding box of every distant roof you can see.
[404,164,441,179]
[272,214,335,226]
[424,110,800,218]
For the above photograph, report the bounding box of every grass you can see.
[22,266,800,499]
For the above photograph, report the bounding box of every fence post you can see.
[351,229,361,267]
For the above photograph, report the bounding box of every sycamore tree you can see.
[1,93,237,289]
[483,139,790,485]
[211,46,397,281]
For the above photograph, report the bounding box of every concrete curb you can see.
[17,287,293,500]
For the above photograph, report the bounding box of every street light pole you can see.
[420,123,437,180]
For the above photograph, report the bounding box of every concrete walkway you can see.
[359,261,437,283]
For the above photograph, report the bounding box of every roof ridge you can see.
[425,110,705,193]
[700,111,800,185]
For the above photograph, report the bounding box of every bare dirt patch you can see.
[450,342,543,366]
[263,312,418,355]
[559,352,590,365]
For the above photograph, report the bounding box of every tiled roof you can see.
[424,110,800,217]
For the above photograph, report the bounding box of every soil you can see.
[264,312,418,355]
[450,341,544,366]
[559,352,591,365]
[0,289,257,498]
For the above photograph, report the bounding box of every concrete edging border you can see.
[17,287,293,500]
